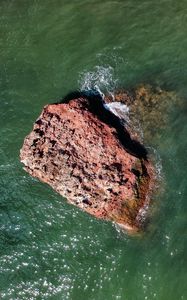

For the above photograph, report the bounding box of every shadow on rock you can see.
[57,89,148,160]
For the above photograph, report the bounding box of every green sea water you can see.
[0,1,187,299]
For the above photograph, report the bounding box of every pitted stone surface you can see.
[20,97,154,232]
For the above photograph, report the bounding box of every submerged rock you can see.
[20,94,155,232]
[105,85,179,144]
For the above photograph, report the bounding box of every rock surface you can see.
[20,95,155,232]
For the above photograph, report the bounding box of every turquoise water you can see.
[0,1,187,299]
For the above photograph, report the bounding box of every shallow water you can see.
[0,1,187,299]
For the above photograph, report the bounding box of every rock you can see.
[20,95,155,232]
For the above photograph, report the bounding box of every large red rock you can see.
[20,96,155,232]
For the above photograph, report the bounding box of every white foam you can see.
[78,65,118,95]
[147,147,163,181]
[104,102,129,121]
[136,203,149,224]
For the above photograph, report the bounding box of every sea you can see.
[0,1,187,299]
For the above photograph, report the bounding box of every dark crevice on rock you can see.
[58,90,148,160]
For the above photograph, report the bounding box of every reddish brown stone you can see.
[20,96,155,232]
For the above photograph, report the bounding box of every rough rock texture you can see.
[20,96,155,232]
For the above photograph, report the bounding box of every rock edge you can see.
[20,94,155,232]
